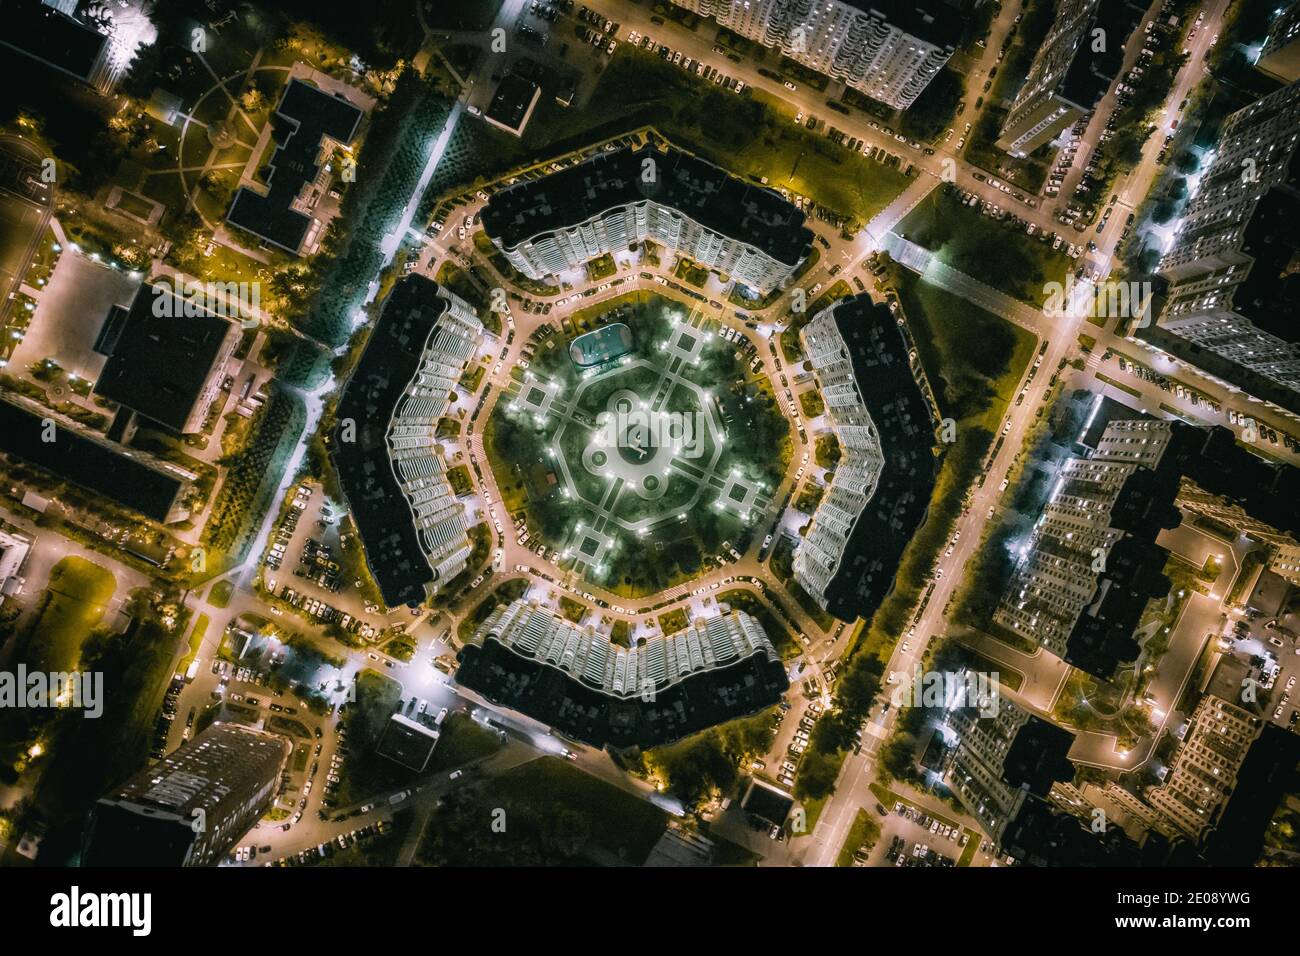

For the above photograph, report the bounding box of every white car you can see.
[783,80,797,91]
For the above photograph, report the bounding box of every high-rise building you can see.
[995,0,1139,156]
[82,722,290,867]
[794,296,937,620]
[1150,81,1300,412]
[481,145,812,294]
[944,695,1075,842]
[669,0,963,109]
[994,419,1179,676]
[1143,695,1262,840]
[1257,1,1300,84]
[332,275,482,607]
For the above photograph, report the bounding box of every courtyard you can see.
[486,293,790,597]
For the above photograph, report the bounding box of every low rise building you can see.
[92,283,239,435]
[227,78,364,256]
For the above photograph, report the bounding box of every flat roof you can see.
[0,398,187,523]
[1059,0,1144,107]
[482,145,813,267]
[843,1,964,47]
[331,275,450,607]
[485,73,541,133]
[742,778,795,825]
[227,79,363,253]
[821,296,938,622]
[91,284,235,432]
[454,637,788,749]
[376,713,440,771]
[0,0,107,84]
[1236,180,1300,345]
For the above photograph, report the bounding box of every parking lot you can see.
[261,482,387,640]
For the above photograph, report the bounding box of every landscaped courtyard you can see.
[485,293,791,597]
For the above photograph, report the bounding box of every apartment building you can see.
[481,145,812,294]
[455,602,788,747]
[994,419,1178,676]
[670,0,962,109]
[1257,1,1300,84]
[793,296,937,621]
[332,276,482,607]
[83,722,290,867]
[995,0,1139,156]
[944,695,1075,842]
[1144,695,1262,841]
[1151,80,1300,409]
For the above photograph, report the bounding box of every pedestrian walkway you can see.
[881,233,1048,335]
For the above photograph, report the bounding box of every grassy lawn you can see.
[417,756,668,865]
[893,268,1036,431]
[22,557,115,672]
[426,713,504,773]
[895,187,1072,308]
[177,613,209,674]
[207,579,234,609]
[425,48,909,229]
[835,808,882,866]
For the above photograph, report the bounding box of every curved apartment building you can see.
[671,0,960,109]
[332,275,483,607]
[794,295,937,621]
[455,601,789,747]
[481,145,812,294]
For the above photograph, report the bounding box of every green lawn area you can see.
[835,808,882,866]
[22,557,115,672]
[417,756,668,865]
[207,579,234,609]
[177,613,209,674]
[425,48,909,229]
[895,187,1072,308]
[893,267,1035,431]
[426,713,504,773]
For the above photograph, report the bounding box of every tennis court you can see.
[569,321,633,368]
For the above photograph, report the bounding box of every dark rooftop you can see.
[741,778,795,826]
[454,636,788,750]
[1234,185,1300,345]
[485,73,540,133]
[92,285,235,432]
[1059,0,1144,107]
[0,0,107,85]
[842,1,965,48]
[0,397,188,523]
[375,714,440,771]
[1002,716,1077,796]
[331,275,450,607]
[227,79,363,253]
[481,145,813,267]
[821,296,939,622]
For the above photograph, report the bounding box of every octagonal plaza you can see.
[487,292,788,594]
